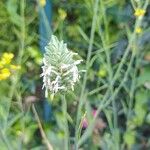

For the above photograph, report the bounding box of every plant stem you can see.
[75,0,99,147]
[32,104,53,150]
[0,130,11,150]
[6,0,26,129]
[62,95,69,150]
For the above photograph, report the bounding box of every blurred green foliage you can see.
[0,0,150,149]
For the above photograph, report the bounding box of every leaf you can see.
[137,67,150,88]
[6,113,23,130]
[66,112,73,124]
[6,0,22,27]
[124,130,135,148]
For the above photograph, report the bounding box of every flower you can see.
[0,52,14,66]
[10,65,21,70]
[98,67,107,78]
[58,8,67,20]
[134,9,145,17]
[81,109,97,128]
[0,68,11,80]
[39,0,46,7]
[41,35,83,98]
[135,27,142,34]
[82,118,88,128]
[0,52,21,81]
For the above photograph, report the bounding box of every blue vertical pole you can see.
[39,0,52,122]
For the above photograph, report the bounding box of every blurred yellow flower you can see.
[135,27,142,34]
[134,9,145,17]
[10,65,21,70]
[0,61,3,68]
[58,8,67,20]
[0,52,21,81]
[39,0,46,7]
[98,67,107,78]
[0,68,11,80]
[1,52,14,65]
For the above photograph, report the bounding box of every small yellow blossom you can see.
[98,67,107,78]
[1,52,14,65]
[135,27,142,34]
[10,65,21,70]
[39,0,46,7]
[0,52,21,81]
[58,8,67,20]
[134,9,145,17]
[0,68,11,80]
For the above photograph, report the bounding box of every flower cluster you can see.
[134,9,145,17]
[0,52,20,81]
[41,35,83,98]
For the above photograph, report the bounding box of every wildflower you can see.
[98,66,107,78]
[0,52,20,81]
[0,52,14,65]
[41,35,83,99]
[0,62,3,68]
[82,118,88,128]
[10,65,21,70]
[135,27,142,34]
[81,109,97,128]
[39,0,46,7]
[58,8,67,20]
[0,68,11,80]
[134,9,145,17]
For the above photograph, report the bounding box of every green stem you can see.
[62,95,69,150]
[32,105,53,150]
[99,2,119,148]
[75,0,99,147]
[6,0,25,127]
[0,130,11,150]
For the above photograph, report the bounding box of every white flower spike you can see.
[41,35,83,99]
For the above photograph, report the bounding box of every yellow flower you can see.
[1,52,14,65]
[10,65,21,70]
[134,9,145,17]
[39,0,46,7]
[135,27,142,34]
[0,68,11,80]
[0,61,3,68]
[98,67,107,78]
[58,8,67,20]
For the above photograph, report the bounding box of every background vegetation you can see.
[0,0,150,149]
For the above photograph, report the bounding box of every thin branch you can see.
[32,104,53,150]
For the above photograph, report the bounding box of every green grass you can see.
[0,0,150,149]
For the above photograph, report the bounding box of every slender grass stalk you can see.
[32,104,53,150]
[62,95,69,150]
[98,0,120,148]
[75,0,99,147]
[127,48,137,120]
[0,130,11,150]
[87,84,108,96]
[18,2,26,148]
[6,0,26,127]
